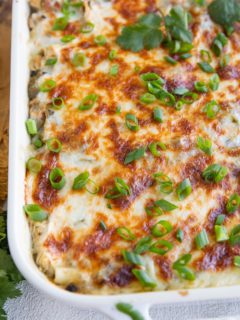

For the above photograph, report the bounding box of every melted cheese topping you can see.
[26,0,240,294]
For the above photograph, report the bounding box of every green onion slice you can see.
[173,254,192,268]
[134,236,153,254]
[202,163,228,183]
[39,79,56,92]
[176,229,184,242]
[61,34,75,43]
[203,100,220,119]
[109,64,119,76]
[197,136,212,155]
[51,97,64,110]
[116,303,145,320]
[79,93,98,111]
[175,100,184,111]
[173,87,189,95]
[132,269,156,288]
[150,239,173,255]
[194,81,208,93]
[122,250,144,266]
[174,266,196,281]
[149,142,166,157]
[94,35,106,45]
[46,138,62,153]
[176,178,192,200]
[215,214,225,226]
[234,256,240,267]
[181,92,198,104]
[23,204,48,222]
[211,33,228,57]
[151,220,173,237]
[154,199,178,211]
[198,61,215,73]
[124,147,145,165]
[45,57,57,66]
[125,113,139,131]
[49,167,66,190]
[153,107,163,123]
[84,179,99,194]
[71,52,86,67]
[140,72,163,83]
[99,220,107,231]
[226,193,240,214]
[26,158,42,173]
[145,205,163,217]
[152,172,173,194]
[220,54,230,68]
[32,136,43,149]
[229,225,240,246]
[200,49,212,63]
[156,90,176,107]
[164,56,177,65]
[117,227,136,241]
[26,119,37,135]
[140,93,156,104]
[195,229,209,249]
[80,21,94,33]
[215,225,229,242]
[147,80,164,95]
[209,73,220,91]
[72,171,89,190]
[180,53,192,59]
[53,16,68,31]
[105,177,131,199]
[109,49,117,60]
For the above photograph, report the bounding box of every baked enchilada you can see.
[24,0,240,294]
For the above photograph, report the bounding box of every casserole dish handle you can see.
[97,302,153,319]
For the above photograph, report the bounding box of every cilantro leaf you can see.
[165,6,193,43]
[0,249,23,283]
[208,0,240,30]
[116,13,163,52]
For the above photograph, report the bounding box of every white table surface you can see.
[4,281,240,320]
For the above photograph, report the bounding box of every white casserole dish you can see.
[7,0,240,319]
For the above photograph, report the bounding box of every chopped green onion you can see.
[151,220,173,237]
[26,158,42,173]
[132,269,156,288]
[79,93,98,111]
[145,205,163,217]
[175,100,184,110]
[164,56,177,65]
[156,90,176,107]
[23,204,48,222]
[153,107,163,123]
[220,54,230,68]
[99,220,107,231]
[134,236,153,254]
[203,100,220,119]
[80,21,94,33]
[46,138,62,153]
[39,79,56,92]
[215,214,225,226]
[195,229,209,249]
[117,227,136,241]
[116,303,145,320]
[197,136,212,155]
[49,167,66,190]
[105,177,131,199]
[134,65,141,73]
[150,239,173,255]
[53,16,68,31]
[147,80,165,94]
[181,92,198,104]
[233,256,240,267]
[84,179,99,194]
[109,49,117,60]
[124,147,145,165]
[226,193,240,213]
[94,35,106,46]
[180,53,192,59]
[125,113,139,131]
[109,64,119,76]
[154,199,178,211]
[174,266,196,281]
[71,52,86,67]
[194,0,206,6]
[152,172,173,194]
[173,87,189,95]
[198,61,215,73]
[141,72,163,82]
[72,171,89,190]
[202,163,228,183]
[45,57,57,66]
[215,225,229,242]
[211,33,228,57]
[194,81,208,93]
[140,93,156,104]
[26,119,37,135]
[32,136,43,149]
[176,178,192,200]
[116,105,121,114]
[200,49,212,63]
[149,142,166,157]
[51,97,64,110]
[61,34,75,43]
[122,250,144,265]
[173,254,192,268]
[209,73,220,91]
[176,229,184,242]
[230,225,240,246]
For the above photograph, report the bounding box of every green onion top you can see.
[132,269,156,288]
[198,61,215,73]
[26,158,42,173]
[116,303,145,320]
[39,79,56,92]
[176,229,184,243]
[200,49,212,63]
[211,32,228,57]
[140,93,156,104]
[109,50,118,60]
[164,56,177,65]
[197,136,212,155]
[202,163,228,183]
[61,34,76,43]
[215,225,229,242]
[51,97,65,110]
[194,81,208,93]
[79,93,98,111]
[125,113,139,132]
[203,100,220,119]
[105,177,131,199]
[46,138,62,153]
[72,171,89,190]
[49,167,66,190]
[24,204,48,222]
[149,141,166,157]
[154,199,178,211]
[230,224,240,246]
[215,214,225,226]
[234,256,240,267]
[195,229,209,249]
[80,21,94,33]
[53,16,69,31]
[45,57,57,66]
[226,193,240,214]
[117,227,136,241]
[209,73,220,91]
[220,54,230,68]
[134,236,153,254]
[150,239,173,255]
[109,64,119,76]
[122,250,144,266]
[153,107,163,123]
[71,52,86,67]
[176,178,192,200]
[94,35,107,46]
[151,220,173,237]
[153,172,173,194]
[124,147,145,164]
[26,119,37,136]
